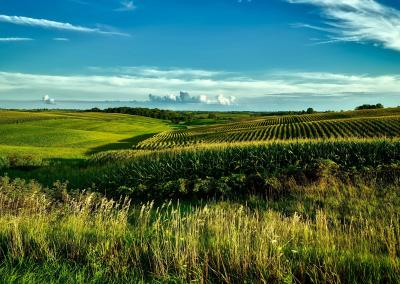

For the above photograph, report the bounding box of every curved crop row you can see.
[136,116,400,150]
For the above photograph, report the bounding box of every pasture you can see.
[0,110,171,158]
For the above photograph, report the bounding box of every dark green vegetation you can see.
[0,107,399,283]
[91,107,256,125]
[89,106,335,126]
[356,103,384,110]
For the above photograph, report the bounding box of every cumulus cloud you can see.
[287,0,400,51]
[0,15,128,36]
[42,95,55,104]
[148,92,231,105]
[217,95,236,105]
[149,92,203,103]
[0,37,33,42]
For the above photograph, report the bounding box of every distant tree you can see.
[208,113,217,119]
[306,107,315,114]
[355,104,384,110]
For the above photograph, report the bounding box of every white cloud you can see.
[148,92,235,105]
[88,66,225,79]
[0,37,33,42]
[217,95,236,105]
[288,0,400,51]
[149,92,204,104]
[0,69,400,101]
[53,37,69,41]
[0,15,128,36]
[42,95,55,104]
[115,1,136,11]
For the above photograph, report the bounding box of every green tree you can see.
[355,104,384,110]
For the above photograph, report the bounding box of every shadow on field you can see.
[0,157,87,188]
[86,133,157,155]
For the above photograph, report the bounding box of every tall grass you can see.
[0,176,399,283]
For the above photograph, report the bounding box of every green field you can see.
[0,108,400,283]
[1,108,398,157]
[0,110,171,158]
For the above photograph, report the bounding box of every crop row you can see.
[185,108,400,135]
[136,117,400,149]
[89,140,400,199]
[190,113,343,134]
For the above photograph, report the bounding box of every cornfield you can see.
[88,139,400,199]
[136,111,400,150]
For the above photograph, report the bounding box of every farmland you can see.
[0,107,399,283]
[136,108,400,149]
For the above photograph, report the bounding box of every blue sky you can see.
[0,0,400,110]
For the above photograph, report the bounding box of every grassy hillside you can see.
[137,108,400,149]
[0,110,171,158]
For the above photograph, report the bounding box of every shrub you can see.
[7,154,44,169]
[0,156,9,170]
[355,103,384,110]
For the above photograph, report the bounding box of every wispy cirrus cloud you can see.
[287,0,400,51]
[115,0,136,11]
[0,15,129,36]
[88,66,226,79]
[53,38,70,41]
[0,37,33,42]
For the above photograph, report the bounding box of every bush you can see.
[355,103,384,110]
[7,154,44,169]
[0,156,9,170]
